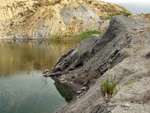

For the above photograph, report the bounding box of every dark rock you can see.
[77,91,82,94]
[48,15,145,92]
[54,15,150,113]
[81,86,88,91]
[42,69,49,74]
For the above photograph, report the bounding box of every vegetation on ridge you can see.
[101,75,118,103]
[36,0,61,6]
[49,30,104,40]
[72,30,103,39]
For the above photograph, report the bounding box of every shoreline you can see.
[0,37,82,42]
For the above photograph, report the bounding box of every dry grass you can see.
[145,61,150,67]
[122,50,131,58]
[37,0,61,6]
[147,26,150,31]
[136,45,144,51]
[129,77,137,84]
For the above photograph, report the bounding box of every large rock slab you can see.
[47,15,150,113]
[48,15,146,91]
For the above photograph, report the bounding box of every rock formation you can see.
[0,0,131,38]
[45,15,150,113]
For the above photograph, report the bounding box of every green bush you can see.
[48,30,103,40]
[72,30,103,39]
[124,13,131,17]
[38,0,61,6]
[101,75,118,103]
[50,34,64,39]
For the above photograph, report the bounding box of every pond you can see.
[0,40,78,113]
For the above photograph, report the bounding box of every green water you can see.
[0,40,77,113]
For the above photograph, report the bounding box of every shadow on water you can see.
[54,81,76,102]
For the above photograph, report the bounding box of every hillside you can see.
[0,0,131,38]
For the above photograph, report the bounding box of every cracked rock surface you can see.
[47,15,150,113]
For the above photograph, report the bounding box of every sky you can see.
[101,0,150,14]
[102,0,150,3]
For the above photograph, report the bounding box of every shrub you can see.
[129,77,137,84]
[50,34,64,39]
[147,26,150,31]
[123,50,131,58]
[136,45,144,51]
[82,73,95,84]
[72,30,103,39]
[124,13,131,17]
[38,0,61,6]
[101,75,118,103]
[48,30,103,40]
[38,1,52,6]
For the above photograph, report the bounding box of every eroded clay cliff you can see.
[0,0,131,38]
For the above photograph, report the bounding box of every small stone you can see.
[139,30,144,33]
[77,96,80,98]
[80,93,83,97]
[81,87,88,91]
[77,91,82,94]
[64,80,67,83]
[82,91,86,95]
[43,69,49,74]
[71,76,75,79]
[60,78,64,81]
[124,103,130,107]
[45,69,49,72]
[121,103,130,110]
[121,103,130,108]
[43,74,47,77]
[133,28,138,30]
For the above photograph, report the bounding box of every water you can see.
[0,40,78,113]
[102,0,150,14]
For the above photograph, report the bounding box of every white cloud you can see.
[101,0,150,14]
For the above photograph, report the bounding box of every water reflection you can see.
[0,40,77,75]
[0,40,78,113]
[0,71,67,113]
